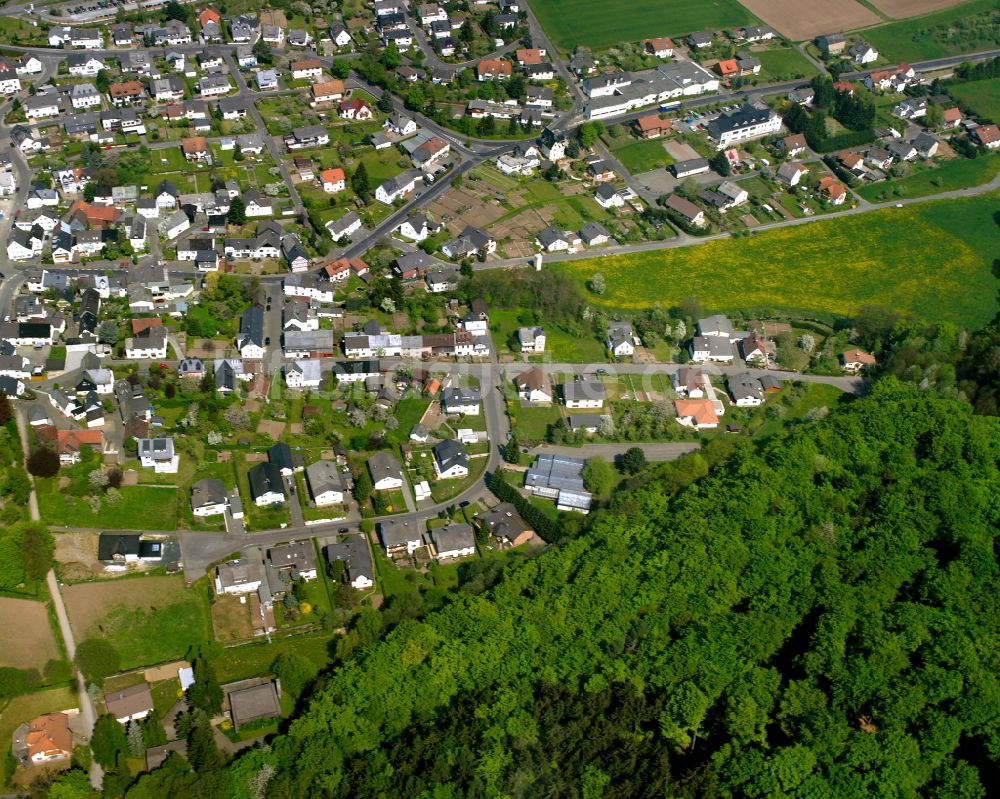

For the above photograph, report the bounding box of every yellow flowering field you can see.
[558,193,1000,326]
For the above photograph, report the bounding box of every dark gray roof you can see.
[239,306,265,348]
[191,477,226,509]
[433,439,468,473]
[431,523,475,553]
[248,462,284,501]
[305,460,342,498]
[325,536,373,584]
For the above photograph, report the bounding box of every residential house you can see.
[305,461,344,507]
[514,367,553,404]
[433,439,469,480]
[325,211,363,241]
[818,176,848,205]
[378,519,422,555]
[104,683,154,724]
[137,437,179,473]
[375,170,421,204]
[339,98,374,120]
[248,462,285,506]
[125,325,167,359]
[708,104,782,149]
[665,194,707,227]
[441,225,495,259]
[215,557,262,595]
[973,123,1000,149]
[325,536,373,589]
[579,221,610,246]
[237,306,265,359]
[674,398,719,429]
[606,320,636,358]
[309,79,345,106]
[442,386,481,415]
[480,502,535,547]
[563,378,605,409]
[728,374,764,407]
[672,366,705,398]
[285,359,322,389]
[849,41,878,64]
[191,477,228,517]
[815,34,846,56]
[430,524,476,559]
[518,326,545,353]
[840,348,876,372]
[536,227,582,252]
[12,714,72,765]
[634,115,671,139]
[777,162,808,186]
[368,451,404,490]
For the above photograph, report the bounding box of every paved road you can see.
[426,359,866,394]
[223,50,304,215]
[529,442,700,460]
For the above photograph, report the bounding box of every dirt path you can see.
[47,570,103,790]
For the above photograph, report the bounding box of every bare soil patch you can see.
[54,532,100,580]
[211,594,253,641]
[256,419,285,439]
[187,338,232,358]
[62,576,189,639]
[869,0,966,17]
[737,0,880,39]
[0,598,59,668]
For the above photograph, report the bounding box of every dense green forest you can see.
[68,377,998,799]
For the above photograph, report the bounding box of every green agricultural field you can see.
[862,0,1000,62]
[555,191,1000,327]
[756,48,821,81]
[526,0,756,51]
[949,77,1000,121]
[611,139,674,173]
[857,154,1000,201]
[37,482,179,530]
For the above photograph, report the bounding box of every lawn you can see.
[63,576,212,671]
[756,48,821,80]
[0,17,49,45]
[544,326,609,362]
[857,154,1000,201]
[526,0,757,50]
[37,482,179,531]
[512,404,564,442]
[490,308,607,361]
[611,139,674,174]
[208,632,332,683]
[949,77,1000,121]
[555,191,1000,326]
[862,0,1000,62]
